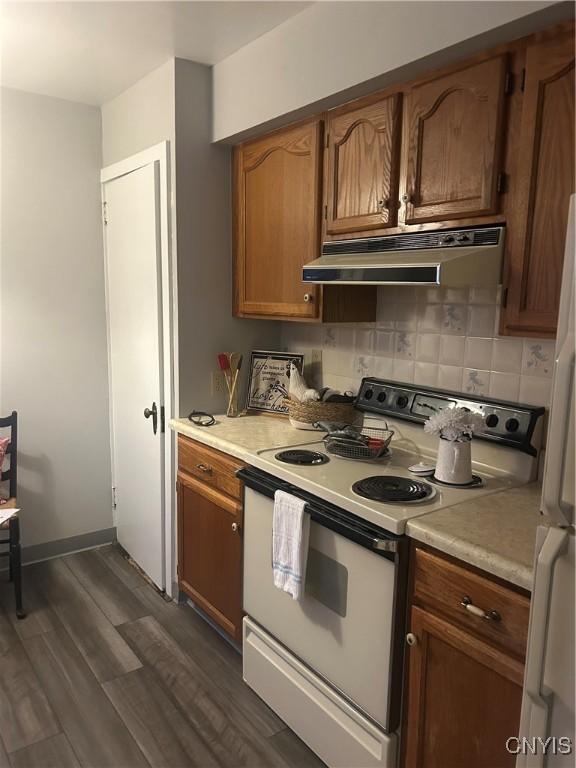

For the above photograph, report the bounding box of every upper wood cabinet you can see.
[325,94,402,235]
[501,27,575,337]
[401,55,508,224]
[234,120,377,323]
[234,120,323,320]
[233,23,572,330]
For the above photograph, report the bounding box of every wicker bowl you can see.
[284,398,359,430]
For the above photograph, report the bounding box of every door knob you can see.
[144,402,158,435]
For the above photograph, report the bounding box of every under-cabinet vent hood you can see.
[303,226,504,287]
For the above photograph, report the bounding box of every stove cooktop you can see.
[352,475,436,504]
[250,438,517,535]
[275,449,329,466]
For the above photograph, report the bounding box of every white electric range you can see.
[240,379,545,768]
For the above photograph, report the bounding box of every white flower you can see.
[424,406,484,442]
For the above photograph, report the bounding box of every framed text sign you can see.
[246,351,305,415]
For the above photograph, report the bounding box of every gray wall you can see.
[212,0,563,141]
[174,58,280,417]
[101,59,176,167]
[1,88,112,548]
[101,58,280,418]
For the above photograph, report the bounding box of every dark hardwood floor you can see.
[0,546,325,768]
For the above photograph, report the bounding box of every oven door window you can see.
[305,547,348,617]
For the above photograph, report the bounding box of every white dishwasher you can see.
[239,467,408,768]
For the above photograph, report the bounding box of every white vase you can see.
[435,437,472,485]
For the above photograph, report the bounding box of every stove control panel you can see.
[356,378,545,455]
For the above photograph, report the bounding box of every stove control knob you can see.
[442,234,455,245]
[364,389,374,400]
[396,395,409,408]
[485,414,499,428]
[457,233,471,243]
[506,417,520,433]
[377,391,387,403]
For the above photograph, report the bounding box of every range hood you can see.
[303,226,504,287]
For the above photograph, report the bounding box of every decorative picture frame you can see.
[246,351,305,415]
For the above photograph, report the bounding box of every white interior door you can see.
[103,161,164,588]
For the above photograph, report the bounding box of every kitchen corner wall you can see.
[1,87,113,549]
[282,286,555,407]
[102,59,280,418]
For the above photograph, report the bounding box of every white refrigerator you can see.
[517,196,575,767]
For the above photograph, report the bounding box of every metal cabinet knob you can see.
[196,463,212,474]
[401,193,411,204]
[406,632,418,646]
[303,293,314,303]
[378,198,389,210]
[231,522,240,533]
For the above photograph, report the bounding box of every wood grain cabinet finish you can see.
[402,546,529,768]
[412,547,530,659]
[177,472,243,643]
[234,120,323,320]
[177,436,245,644]
[404,605,524,768]
[402,55,507,225]
[178,435,243,499]
[501,29,575,337]
[325,94,402,235]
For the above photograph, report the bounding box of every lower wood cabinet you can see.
[402,546,529,768]
[177,436,244,643]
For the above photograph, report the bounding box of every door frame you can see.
[100,141,178,596]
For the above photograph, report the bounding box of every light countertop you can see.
[171,415,545,591]
[170,415,318,462]
[406,483,546,592]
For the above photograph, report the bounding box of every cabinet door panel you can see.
[326,94,402,234]
[404,606,523,768]
[177,473,243,642]
[235,121,322,319]
[502,31,575,336]
[403,56,507,224]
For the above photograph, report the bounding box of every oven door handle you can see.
[308,504,398,554]
[238,467,399,558]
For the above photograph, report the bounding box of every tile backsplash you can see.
[281,286,555,407]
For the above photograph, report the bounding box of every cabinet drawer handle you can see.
[378,198,389,210]
[406,632,418,646]
[231,522,240,533]
[196,463,212,474]
[303,293,314,303]
[461,596,501,622]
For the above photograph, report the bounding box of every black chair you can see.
[0,411,24,618]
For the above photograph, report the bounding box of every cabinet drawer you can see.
[413,547,530,659]
[178,435,244,499]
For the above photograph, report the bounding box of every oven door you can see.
[240,468,406,732]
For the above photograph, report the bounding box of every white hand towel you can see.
[272,490,310,600]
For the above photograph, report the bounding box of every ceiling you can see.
[0,1,311,105]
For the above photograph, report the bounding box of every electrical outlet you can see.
[211,370,228,396]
